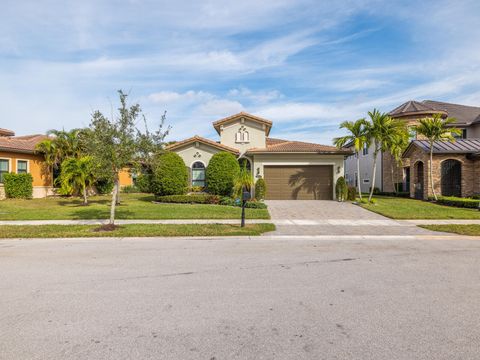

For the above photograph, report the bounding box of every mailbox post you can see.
[241,186,251,227]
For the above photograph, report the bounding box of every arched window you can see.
[192,161,206,188]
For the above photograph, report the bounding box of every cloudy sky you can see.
[1,0,480,144]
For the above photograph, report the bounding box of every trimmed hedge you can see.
[156,194,220,204]
[206,152,240,196]
[377,191,410,198]
[3,173,33,199]
[335,176,348,201]
[435,196,480,209]
[255,178,266,201]
[151,152,188,196]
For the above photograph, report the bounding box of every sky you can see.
[1,0,480,145]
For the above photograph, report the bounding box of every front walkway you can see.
[265,200,437,235]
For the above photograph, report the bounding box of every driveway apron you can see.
[265,200,437,236]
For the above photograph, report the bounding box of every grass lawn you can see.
[419,224,480,236]
[359,196,480,219]
[0,193,270,220]
[0,223,276,238]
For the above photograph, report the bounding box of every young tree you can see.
[414,114,460,200]
[386,124,409,193]
[333,118,368,200]
[86,90,168,225]
[59,156,96,205]
[365,109,404,202]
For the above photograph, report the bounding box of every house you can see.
[167,112,351,200]
[344,100,480,198]
[0,128,134,199]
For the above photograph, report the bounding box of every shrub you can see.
[206,152,240,196]
[435,196,480,209]
[376,191,410,198]
[3,173,33,199]
[347,186,357,201]
[335,176,348,201]
[255,178,266,201]
[471,194,480,200]
[121,185,140,193]
[151,152,188,196]
[220,196,267,209]
[156,194,220,204]
[369,187,381,195]
[135,173,154,193]
[189,186,205,193]
[95,178,114,195]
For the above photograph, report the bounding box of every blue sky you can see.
[1,0,480,144]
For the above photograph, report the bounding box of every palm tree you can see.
[333,118,368,200]
[365,109,404,202]
[233,161,253,199]
[386,124,409,193]
[414,114,460,200]
[59,156,96,205]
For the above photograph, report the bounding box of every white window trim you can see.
[0,157,12,184]
[16,159,30,174]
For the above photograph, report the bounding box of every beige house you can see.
[166,112,351,200]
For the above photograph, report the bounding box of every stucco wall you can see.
[468,124,480,138]
[344,144,382,192]
[172,142,222,170]
[0,151,52,187]
[252,153,345,200]
[219,118,266,153]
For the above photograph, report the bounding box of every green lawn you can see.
[359,196,480,219]
[0,194,270,220]
[419,224,480,236]
[0,223,276,238]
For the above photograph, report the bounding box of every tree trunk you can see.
[116,184,121,205]
[110,176,119,225]
[430,145,437,200]
[391,160,396,194]
[82,184,88,205]
[368,145,378,202]
[356,152,362,200]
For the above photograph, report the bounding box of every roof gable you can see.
[212,112,272,136]
[0,134,49,154]
[165,135,239,154]
[388,100,445,118]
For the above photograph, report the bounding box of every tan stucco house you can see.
[166,112,351,200]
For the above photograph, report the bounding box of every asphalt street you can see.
[1,236,480,360]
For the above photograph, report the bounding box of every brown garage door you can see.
[264,165,333,200]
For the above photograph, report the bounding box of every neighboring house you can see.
[344,100,480,198]
[344,142,382,193]
[0,128,134,199]
[167,112,351,200]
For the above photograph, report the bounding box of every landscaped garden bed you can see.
[154,194,267,209]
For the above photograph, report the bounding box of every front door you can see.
[414,162,424,200]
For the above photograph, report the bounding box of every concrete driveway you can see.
[1,236,479,360]
[265,200,436,236]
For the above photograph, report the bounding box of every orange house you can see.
[0,128,133,199]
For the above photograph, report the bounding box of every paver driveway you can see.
[265,200,436,235]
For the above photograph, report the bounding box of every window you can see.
[0,159,9,183]
[235,126,250,143]
[453,129,467,139]
[17,160,28,174]
[191,161,205,187]
[363,179,370,184]
[362,143,368,155]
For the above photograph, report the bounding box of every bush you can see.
[369,187,381,195]
[376,191,410,198]
[435,196,480,209]
[189,186,205,193]
[3,173,33,199]
[255,178,266,201]
[347,186,357,201]
[220,196,267,209]
[95,178,114,195]
[121,185,140,193]
[135,173,154,193]
[206,152,240,196]
[335,176,348,201]
[471,194,480,200]
[156,194,220,204]
[151,152,188,196]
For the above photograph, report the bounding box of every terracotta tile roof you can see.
[247,138,352,154]
[0,128,15,137]
[0,134,49,154]
[212,112,272,136]
[165,135,240,154]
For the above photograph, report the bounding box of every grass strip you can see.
[419,224,480,236]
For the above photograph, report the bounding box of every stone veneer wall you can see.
[407,145,478,198]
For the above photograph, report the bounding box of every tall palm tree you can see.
[59,156,96,205]
[386,124,409,193]
[333,118,368,200]
[365,109,404,202]
[414,114,460,200]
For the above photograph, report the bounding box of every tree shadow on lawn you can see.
[56,196,111,207]
[70,205,134,220]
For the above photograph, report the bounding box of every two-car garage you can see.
[263,165,334,200]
